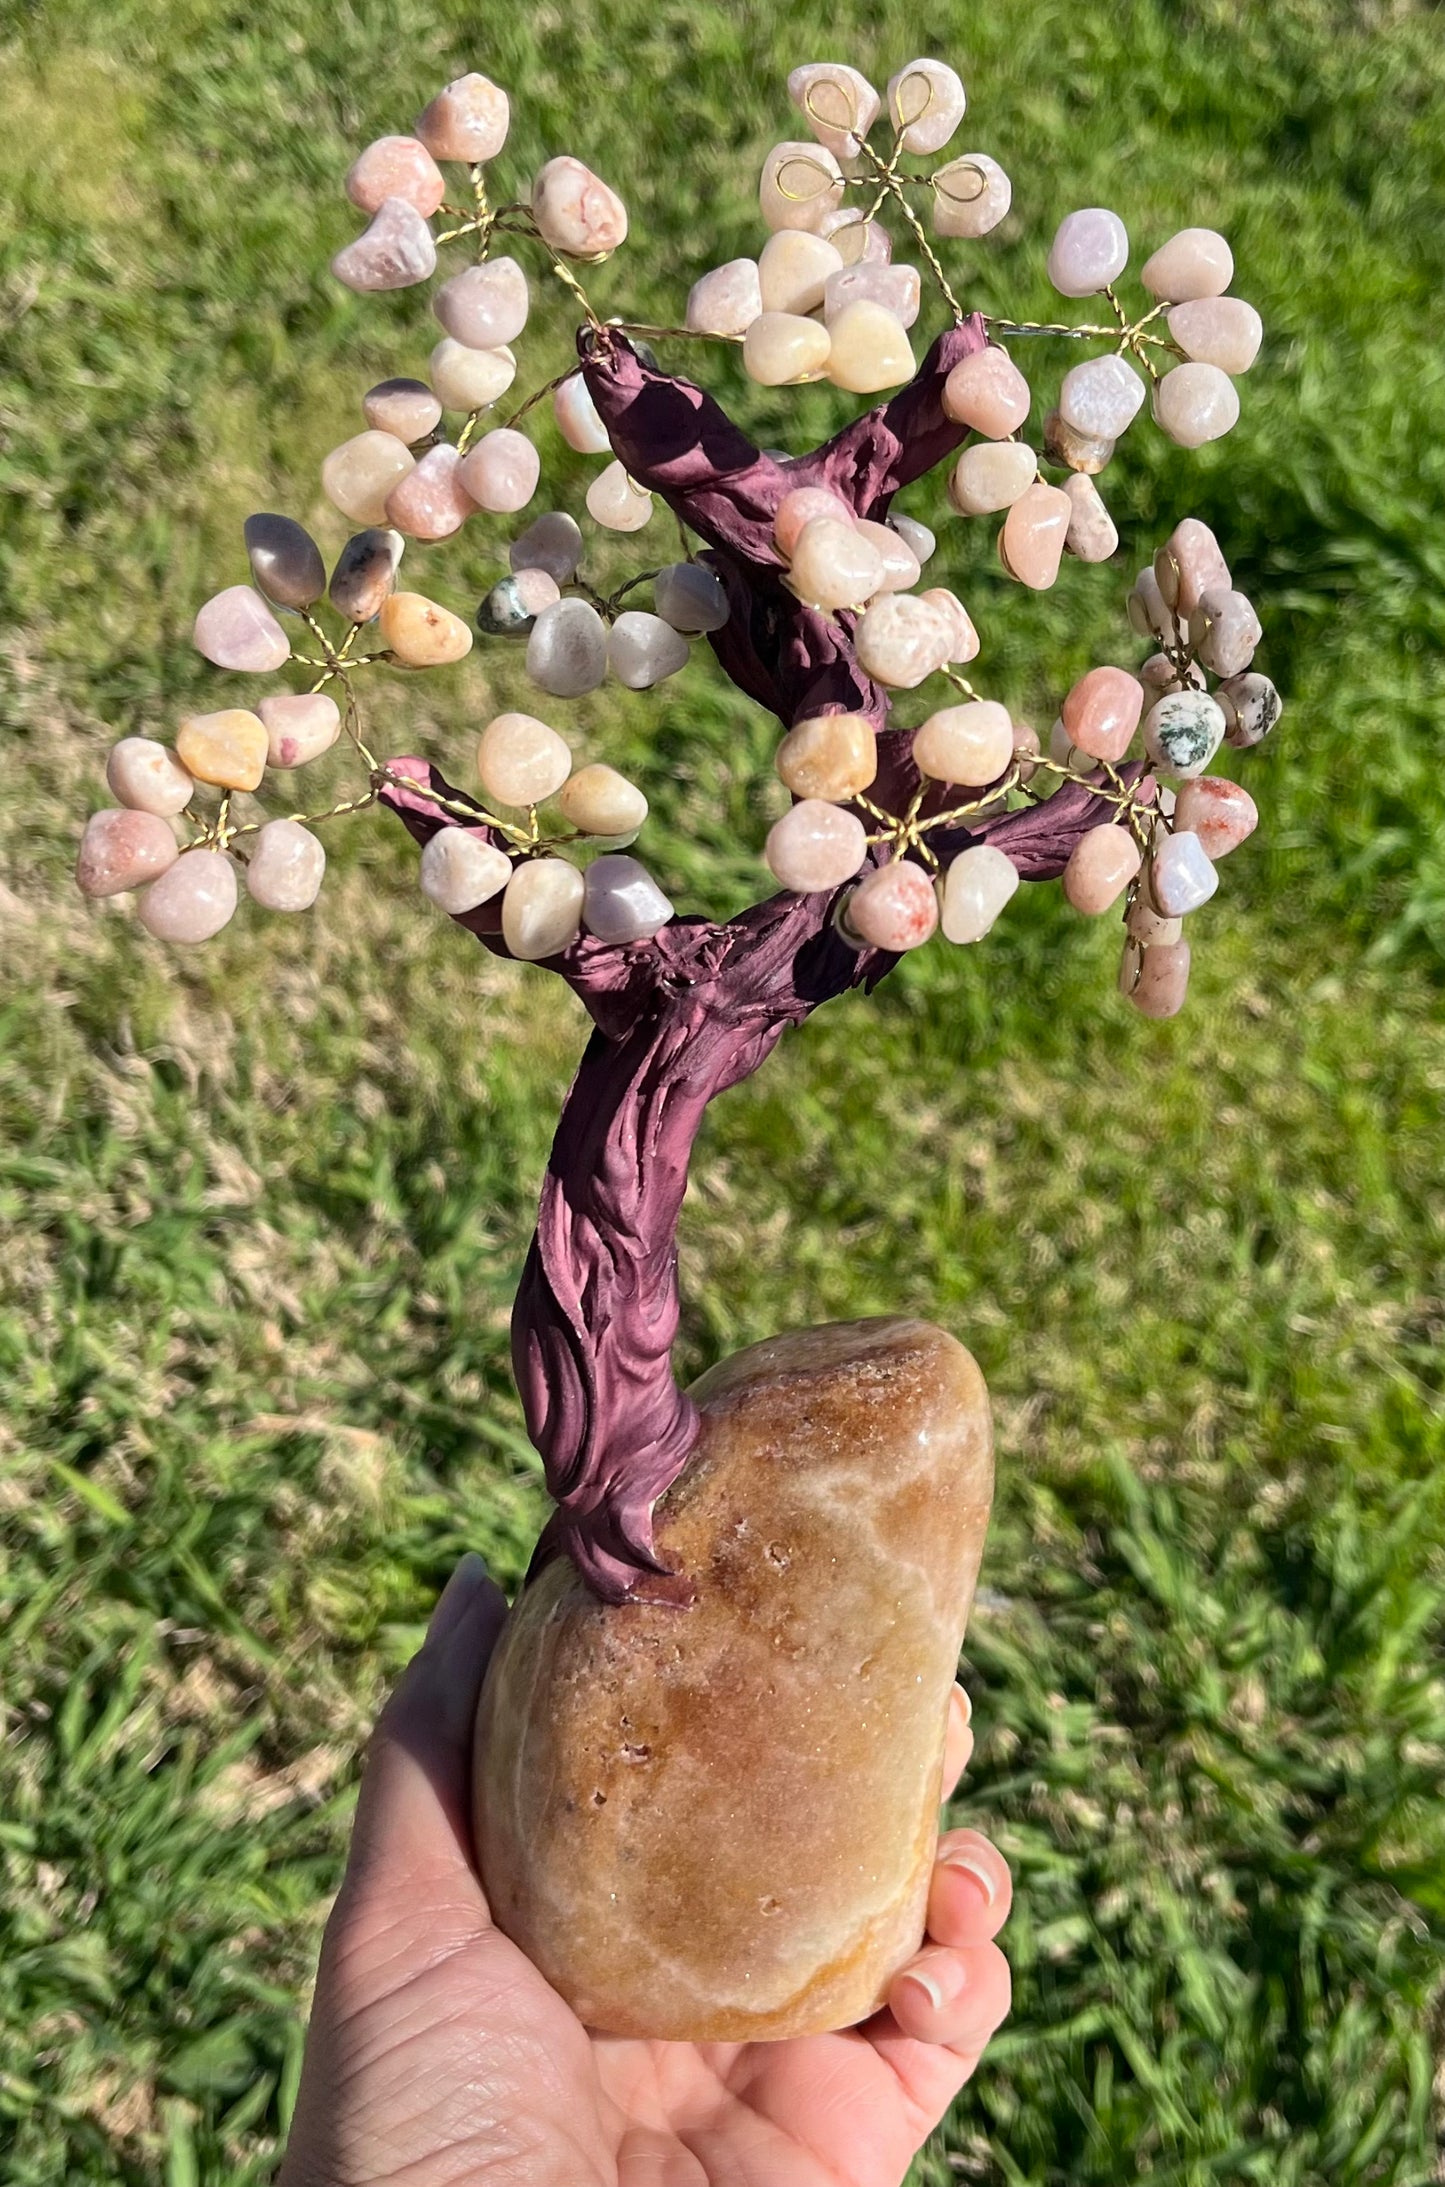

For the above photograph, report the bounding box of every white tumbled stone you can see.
[608,611,691,689]
[245,819,326,911]
[501,857,585,960]
[526,598,609,697]
[477,712,572,806]
[586,460,654,531]
[939,843,1019,942]
[419,827,513,913]
[582,853,673,944]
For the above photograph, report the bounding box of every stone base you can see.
[474,1317,994,2040]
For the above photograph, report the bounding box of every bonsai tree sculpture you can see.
[75,55,1280,2041]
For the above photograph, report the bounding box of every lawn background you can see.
[2,0,1444,2180]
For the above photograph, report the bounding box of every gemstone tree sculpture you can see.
[76,57,1280,2039]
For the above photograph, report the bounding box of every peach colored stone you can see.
[1061,666,1144,762]
[1153,362,1239,447]
[1140,228,1233,303]
[345,136,445,217]
[500,857,585,960]
[176,708,268,791]
[379,591,473,667]
[912,700,1013,787]
[887,59,966,153]
[476,1318,992,2040]
[245,819,325,911]
[193,586,289,673]
[331,197,437,291]
[787,518,885,611]
[939,843,1019,942]
[456,428,540,515]
[1062,472,1117,563]
[1130,937,1191,1017]
[950,439,1036,516]
[420,829,513,914]
[774,486,854,557]
[429,337,516,412]
[821,211,892,264]
[1173,776,1258,860]
[759,140,844,233]
[257,692,341,770]
[823,263,921,330]
[765,800,868,892]
[138,849,238,942]
[932,153,1011,238]
[322,433,415,527]
[106,738,194,816]
[1167,297,1262,375]
[385,444,478,540]
[1000,481,1072,589]
[77,809,178,897]
[1048,207,1128,297]
[1219,673,1282,749]
[788,62,881,157]
[415,74,509,164]
[585,460,654,531]
[477,713,572,806]
[608,611,690,690]
[1043,408,1114,475]
[1062,822,1142,913]
[558,764,648,838]
[760,230,843,316]
[743,311,832,386]
[942,347,1030,437]
[553,372,612,453]
[532,156,628,255]
[686,259,763,337]
[1058,352,1145,438]
[1189,587,1261,677]
[826,301,915,392]
[853,518,920,593]
[775,713,877,803]
[1160,518,1231,620]
[363,377,442,443]
[434,257,530,348]
[845,858,939,950]
[919,587,979,664]
[854,593,953,688]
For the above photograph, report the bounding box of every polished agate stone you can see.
[77,808,178,897]
[138,848,237,941]
[585,460,654,531]
[758,140,844,233]
[1167,297,1262,375]
[775,485,854,556]
[434,258,529,348]
[950,439,1036,515]
[379,591,473,666]
[193,586,289,672]
[175,708,267,791]
[846,858,939,950]
[1058,352,1145,439]
[913,700,1012,787]
[1140,227,1233,302]
[1043,407,1114,475]
[345,136,445,218]
[1047,207,1128,297]
[457,428,541,514]
[511,510,584,584]
[853,519,920,593]
[500,856,585,959]
[826,301,915,393]
[1130,936,1191,1017]
[788,518,885,610]
[1061,666,1144,762]
[1151,828,1219,916]
[106,737,194,816]
[419,827,512,913]
[653,561,729,634]
[1153,362,1239,447]
[558,764,648,838]
[822,210,892,264]
[1219,672,1282,749]
[526,598,609,695]
[430,338,516,413]
[854,593,953,687]
[607,610,690,689]
[243,513,325,608]
[1174,775,1258,860]
[1000,481,1071,589]
[329,526,404,622]
[942,346,1030,437]
[322,434,415,528]
[477,712,572,806]
[920,586,979,663]
[475,1318,993,2040]
[553,371,612,453]
[582,853,674,944]
[385,444,477,540]
[744,311,832,386]
[1062,821,1141,913]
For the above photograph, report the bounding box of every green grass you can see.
[2,0,1443,2180]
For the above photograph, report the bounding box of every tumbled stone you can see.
[1000,480,1072,589]
[322,433,416,527]
[1043,407,1114,474]
[1061,666,1144,762]
[938,843,1019,943]
[774,486,855,557]
[760,231,843,317]
[245,818,325,911]
[1049,717,1100,775]
[457,428,540,514]
[363,377,442,443]
[608,611,691,690]
[826,301,914,394]
[478,570,558,633]
[1125,872,1182,947]
[1219,672,1283,749]
[1048,208,1128,297]
[685,258,764,338]
[346,135,445,217]
[477,712,572,806]
[138,849,237,942]
[532,156,628,255]
[1143,688,1226,777]
[844,858,939,950]
[1012,721,1042,781]
[855,593,953,688]
[823,263,921,330]
[1059,352,1145,439]
[1173,776,1258,860]
[477,1317,992,2039]
[429,337,516,413]
[415,73,509,163]
[1062,472,1117,563]
[510,510,584,584]
[1151,828,1219,916]
[744,310,832,386]
[887,58,966,153]
[1140,651,1192,695]
[853,519,920,593]
[193,585,289,672]
[585,460,654,532]
[1167,297,1262,375]
[527,597,609,696]
[775,712,876,803]
[821,210,892,264]
[582,853,673,944]
[553,372,611,455]
[942,347,1030,437]
[331,197,437,292]
[1159,516,1230,620]
[379,591,473,667]
[950,439,1037,516]
[1128,565,1185,646]
[501,856,585,959]
[788,518,885,611]
[77,808,178,897]
[1190,586,1261,678]
[385,443,478,539]
[558,764,648,838]
[433,257,529,350]
[932,152,1011,238]
[1062,822,1142,913]
[1130,937,1191,1017]
[765,800,868,892]
[788,62,880,156]
[888,513,935,566]
[242,512,325,610]
[1153,362,1239,447]
[1141,227,1233,303]
[106,738,194,816]
[419,827,512,913]
[654,561,729,634]
[913,700,1013,787]
[257,692,341,769]
[176,707,268,791]
[759,140,844,233]
[918,587,979,664]
[329,526,405,622]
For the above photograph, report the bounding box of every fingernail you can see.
[940,1848,998,1904]
[899,1970,945,2013]
[426,1552,488,1646]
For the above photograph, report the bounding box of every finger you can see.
[939,1683,973,1801]
[925,1827,1012,1947]
[886,1940,1011,2050]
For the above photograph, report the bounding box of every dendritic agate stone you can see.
[475,1317,994,2041]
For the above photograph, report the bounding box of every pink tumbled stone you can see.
[950,439,1037,516]
[1061,666,1145,762]
[1047,208,1128,297]
[363,377,442,443]
[1173,777,1258,861]
[765,800,868,893]
[138,849,238,942]
[939,843,1019,942]
[1151,828,1219,916]
[912,700,1013,787]
[886,59,966,155]
[1190,586,1261,678]
[1062,822,1142,914]
[331,197,437,292]
[919,587,979,664]
[434,258,529,348]
[106,737,194,816]
[853,518,920,593]
[514,568,561,615]
[257,692,341,770]
[385,444,477,541]
[245,818,326,911]
[931,152,1011,238]
[532,156,628,256]
[821,210,892,264]
[345,136,445,218]
[1153,362,1240,447]
[854,593,953,688]
[457,429,541,514]
[788,62,881,158]
[415,74,510,164]
[845,858,939,952]
[553,373,611,455]
[942,347,1030,437]
[77,808,178,897]
[822,263,921,330]
[774,486,854,557]
[193,585,289,672]
[1161,517,1231,620]
[685,258,764,337]
[759,140,844,233]
[419,828,513,914]
[1059,353,1145,438]
[1000,481,1072,590]
[1167,297,1262,375]
[1062,472,1118,563]
[1131,937,1191,1018]
[1141,228,1233,303]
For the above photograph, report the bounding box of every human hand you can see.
[278,1554,1011,2187]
